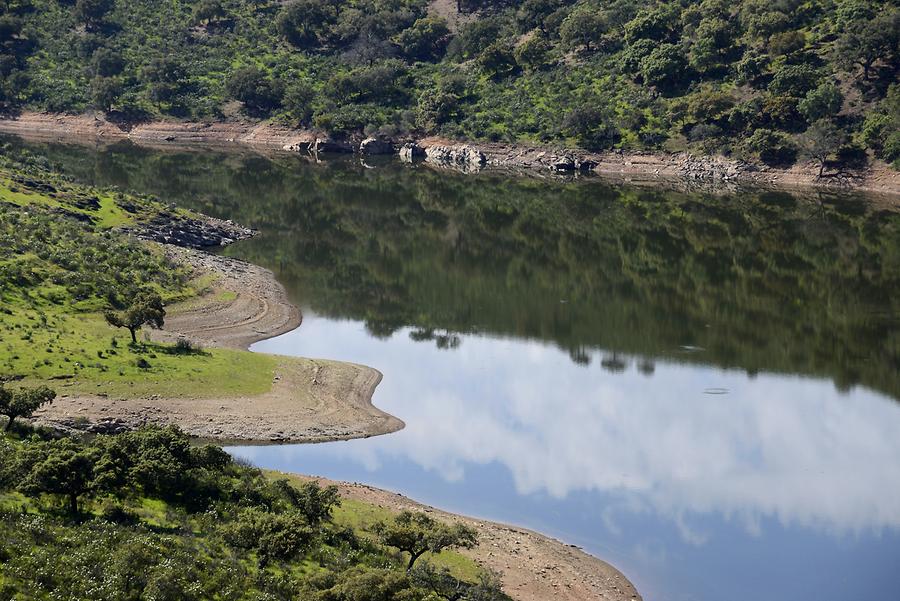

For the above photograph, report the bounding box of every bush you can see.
[744,128,798,166]
[225,67,283,115]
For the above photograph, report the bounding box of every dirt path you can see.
[287,474,642,601]
[33,244,404,442]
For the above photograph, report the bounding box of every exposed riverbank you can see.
[279,472,642,601]
[33,238,405,442]
[1,111,898,197]
[6,160,645,601]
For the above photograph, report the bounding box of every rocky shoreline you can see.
[126,211,256,249]
[1,111,897,197]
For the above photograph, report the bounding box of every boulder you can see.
[576,159,598,172]
[283,141,312,152]
[549,156,576,171]
[313,137,353,153]
[423,144,486,171]
[359,137,394,155]
[399,142,424,162]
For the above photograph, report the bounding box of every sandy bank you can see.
[283,473,642,601]
[34,244,404,442]
[1,111,897,197]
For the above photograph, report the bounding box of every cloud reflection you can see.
[253,313,900,538]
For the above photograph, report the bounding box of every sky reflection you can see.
[232,311,900,601]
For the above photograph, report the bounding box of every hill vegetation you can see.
[0,149,279,397]
[0,0,897,167]
[0,425,501,600]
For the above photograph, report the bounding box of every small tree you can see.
[20,440,98,515]
[225,67,283,115]
[74,0,114,30]
[799,84,843,122]
[559,6,607,52]
[273,479,341,526]
[374,511,477,572]
[105,289,165,343]
[0,384,55,431]
[90,75,122,113]
[802,119,846,177]
[394,17,450,62]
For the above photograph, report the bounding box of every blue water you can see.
[8,136,898,601]
[230,312,900,601]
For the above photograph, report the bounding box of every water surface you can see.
[8,137,900,601]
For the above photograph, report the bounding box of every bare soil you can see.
[33,245,405,442]
[290,474,643,601]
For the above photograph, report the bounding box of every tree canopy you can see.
[0,0,896,166]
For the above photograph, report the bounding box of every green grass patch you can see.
[269,472,484,582]
[1,304,278,398]
[0,168,280,399]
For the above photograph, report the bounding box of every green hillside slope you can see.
[0,0,897,165]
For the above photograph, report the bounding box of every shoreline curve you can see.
[35,244,405,443]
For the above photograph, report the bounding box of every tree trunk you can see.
[3,415,13,431]
[69,493,79,516]
[407,549,426,572]
[818,160,825,178]
[129,327,137,343]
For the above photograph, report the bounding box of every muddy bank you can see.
[33,242,404,442]
[283,473,642,601]
[1,111,898,197]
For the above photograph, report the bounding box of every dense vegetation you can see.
[0,0,898,167]
[22,140,899,400]
[0,425,503,600]
[0,148,279,396]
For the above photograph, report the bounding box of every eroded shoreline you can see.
[2,111,898,198]
[281,473,642,601]
[9,126,648,600]
[34,244,405,442]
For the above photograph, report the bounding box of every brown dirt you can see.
[33,244,405,442]
[288,474,643,601]
[153,246,301,351]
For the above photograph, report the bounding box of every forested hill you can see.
[0,0,898,166]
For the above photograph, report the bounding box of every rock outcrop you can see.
[359,137,394,155]
[314,137,353,153]
[422,144,486,171]
[283,141,312,152]
[398,142,424,162]
[127,212,255,249]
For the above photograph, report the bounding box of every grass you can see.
[1,301,279,398]
[0,175,135,229]
[268,471,484,582]
[0,161,283,399]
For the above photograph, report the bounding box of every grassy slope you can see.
[0,434,490,598]
[0,469,481,591]
[270,471,483,582]
[0,155,280,399]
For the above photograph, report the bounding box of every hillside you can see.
[0,426,500,600]
[0,0,897,170]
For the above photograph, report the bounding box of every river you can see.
[7,136,900,601]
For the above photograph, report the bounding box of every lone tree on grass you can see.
[105,289,166,343]
[374,511,478,572]
[0,384,55,431]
